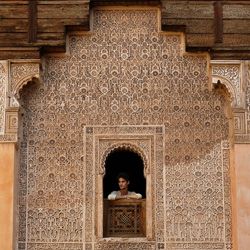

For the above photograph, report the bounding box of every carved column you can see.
[0,60,40,250]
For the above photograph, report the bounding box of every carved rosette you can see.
[0,61,40,141]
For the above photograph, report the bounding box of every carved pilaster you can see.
[0,61,8,134]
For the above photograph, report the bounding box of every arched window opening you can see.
[103,148,146,199]
[103,147,146,238]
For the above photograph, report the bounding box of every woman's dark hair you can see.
[117,172,130,182]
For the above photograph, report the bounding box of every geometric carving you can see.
[5,107,19,134]
[104,199,146,237]
[233,108,246,134]
[17,7,232,250]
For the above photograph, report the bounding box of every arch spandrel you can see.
[211,61,243,108]
[10,61,40,99]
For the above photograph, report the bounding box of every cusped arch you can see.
[101,142,148,177]
[9,77,40,109]
[212,75,235,105]
[14,76,40,99]
[10,61,40,99]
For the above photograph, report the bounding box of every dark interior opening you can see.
[103,148,146,198]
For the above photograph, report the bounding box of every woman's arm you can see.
[125,192,142,199]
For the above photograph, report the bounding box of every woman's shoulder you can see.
[108,191,119,200]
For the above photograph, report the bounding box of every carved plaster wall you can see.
[16,7,233,250]
[211,61,250,143]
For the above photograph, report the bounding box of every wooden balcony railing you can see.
[103,199,146,237]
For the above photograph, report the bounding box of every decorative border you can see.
[84,125,164,248]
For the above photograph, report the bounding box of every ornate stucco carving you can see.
[211,61,243,108]
[84,126,163,240]
[0,60,40,141]
[10,61,40,99]
[17,7,232,250]
[246,62,250,135]
[0,61,8,134]
[211,61,250,143]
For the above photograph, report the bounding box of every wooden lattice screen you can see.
[104,199,146,237]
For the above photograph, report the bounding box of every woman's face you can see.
[118,177,129,190]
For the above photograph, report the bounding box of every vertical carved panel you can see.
[18,8,232,250]
[0,61,8,134]
[246,62,250,135]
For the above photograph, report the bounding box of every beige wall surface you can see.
[0,143,16,250]
[235,144,250,250]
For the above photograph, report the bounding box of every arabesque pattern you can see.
[18,8,232,250]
